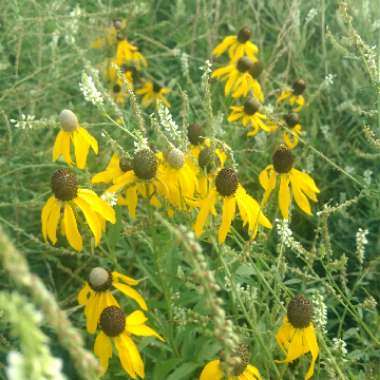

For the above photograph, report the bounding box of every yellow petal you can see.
[63,203,83,251]
[193,190,217,237]
[304,324,319,380]
[279,175,291,219]
[77,126,98,154]
[77,189,116,223]
[126,310,147,325]
[77,283,92,305]
[94,331,112,374]
[72,129,90,169]
[112,271,139,286]
[113,282,148,310]
[126,186,138,219]
[218,196,236,244]
[46,199,61,244]
[290,172,312,215]
[62,131,73,165]
[246,364,263,380]
[41,196,56,241]
[212,35,236,56]
[199,359,224,380]
[52,130,64,161]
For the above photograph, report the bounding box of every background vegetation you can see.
[0,0,379,379]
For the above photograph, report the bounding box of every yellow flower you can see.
[136,81,171,108]
[212,57,264,101]
[277,79,306,112]
[159,149,198,211]
[276,294,319,380]
[259,146,319,219]
[94,306,164,377]
[41,169,116,251]
[199,344,263,380]
[91,19,127,49]
[283,113,302,149]
[77,267,147,334]
[193,167,272,243]
[52,110,98,169]
[228,97,276,137]
[116,39,147,69]
[104,149,167,218]
[92,153,131,185]
[107,58,135,86]
[212,26,259,61]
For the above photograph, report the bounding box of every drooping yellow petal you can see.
[94,331,113,374]
[126,323,164,341]
[113,282,148,310]
[112,271,139,286]
[41,196,56,241]
[126,185,138,219]
[73,197,102,245]
[72,129,90,169]
[304,324,319,380]
[199,359,224,380]
[212,35,236,56]
[77,126,98,154]
[77,283,93,305]
[114,335,137,379]
[126,310,147,325]
[46,199,61,244]
[61,131,73,165]
[218,196,236,244]
[246,364,263,380]
[63,203,83,251]
[289,172,312,215]
[77,189,116,223]
[193,190,217,237]
[52,130,65,161]
[278,175,291,219]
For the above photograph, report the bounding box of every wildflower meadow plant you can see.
[1,1,379,379]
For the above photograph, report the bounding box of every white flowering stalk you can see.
[355,227,369,265]
[101,192,118,207]
[64,6,82,45]
[2,292,67,380]
[157,104,185,148]
[311,292,328,333]
[79,71,104,106]
[200,60,214,132]
[332,337,348,357]
[10,114,56,130]
[180,52,190,79]
[305,8,318,25]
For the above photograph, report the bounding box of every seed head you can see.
[198,147,220,172]
[272,146,294,174]
[292,79,306,95]
[249,60,263,78]
[287,294,313,328]
[88,267,112,292]
[237,26,251,43]
[113,19,123,30]
[59,109,78,132]
[243,98,261,115]
[119,157,132,172]
[232,343,250,376]
[153,82,162,93]
[215,168,239,197]
[285,113,300,128]
[166,148,185,169]
[188,124,204,145]
[132,149,157,180]
[51,169,78,201]
[236,56,254,73]
[100,306,126,337]
[113,84,121,93]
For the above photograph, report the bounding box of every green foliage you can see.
[0,0,379,379]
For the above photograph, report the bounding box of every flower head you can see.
[53,110,98,169]
[193,167,272,243]
[136,81,171,108]
[277,79,306,112]
[94,306,163,377]
[283,113,302,149]
[276,294,319,380]
[212,26,259,61]
[212,57,264,100]
[228,97,276,137]
[259,146,320,219]
[199,344,263,380]
[115,38,147,69]
[77,267,147,334]
[41,169,116,251]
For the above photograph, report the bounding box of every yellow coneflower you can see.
[52,110,98,169]
[277,79,306,112]
[92,153,131,185]
[259,146,319,219]
[116,38,147,69]
[77,267,147,334]
[212,57,264,101]
[283,113,302,149]
[91,19,127,49]
[228,97,276,137]
[159,149,198,211]
[41,169,116,251]
[212,26,259,61]
[187,123,206,158]
[199,344,263,380]
[276,294,319,380]
[193,167,272,243]
[136,81,171,108]
[94,306,164,377]
[104,149,167,218]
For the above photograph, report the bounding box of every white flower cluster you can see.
[157,105,185,146]
[79,71,104,106]
[323,73,336,87]
[305,8,318,25]
[64,6,82,45]
[311,292,328,333]
[180,52,190,78]
[101,192,118,207]
[355,227,368,264]
[10,114,35,129]
[332,337,348,356]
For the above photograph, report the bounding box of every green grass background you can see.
[0,0,379,379]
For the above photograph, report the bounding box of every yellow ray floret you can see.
[136,81,171,108]
[116,39,147,69]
